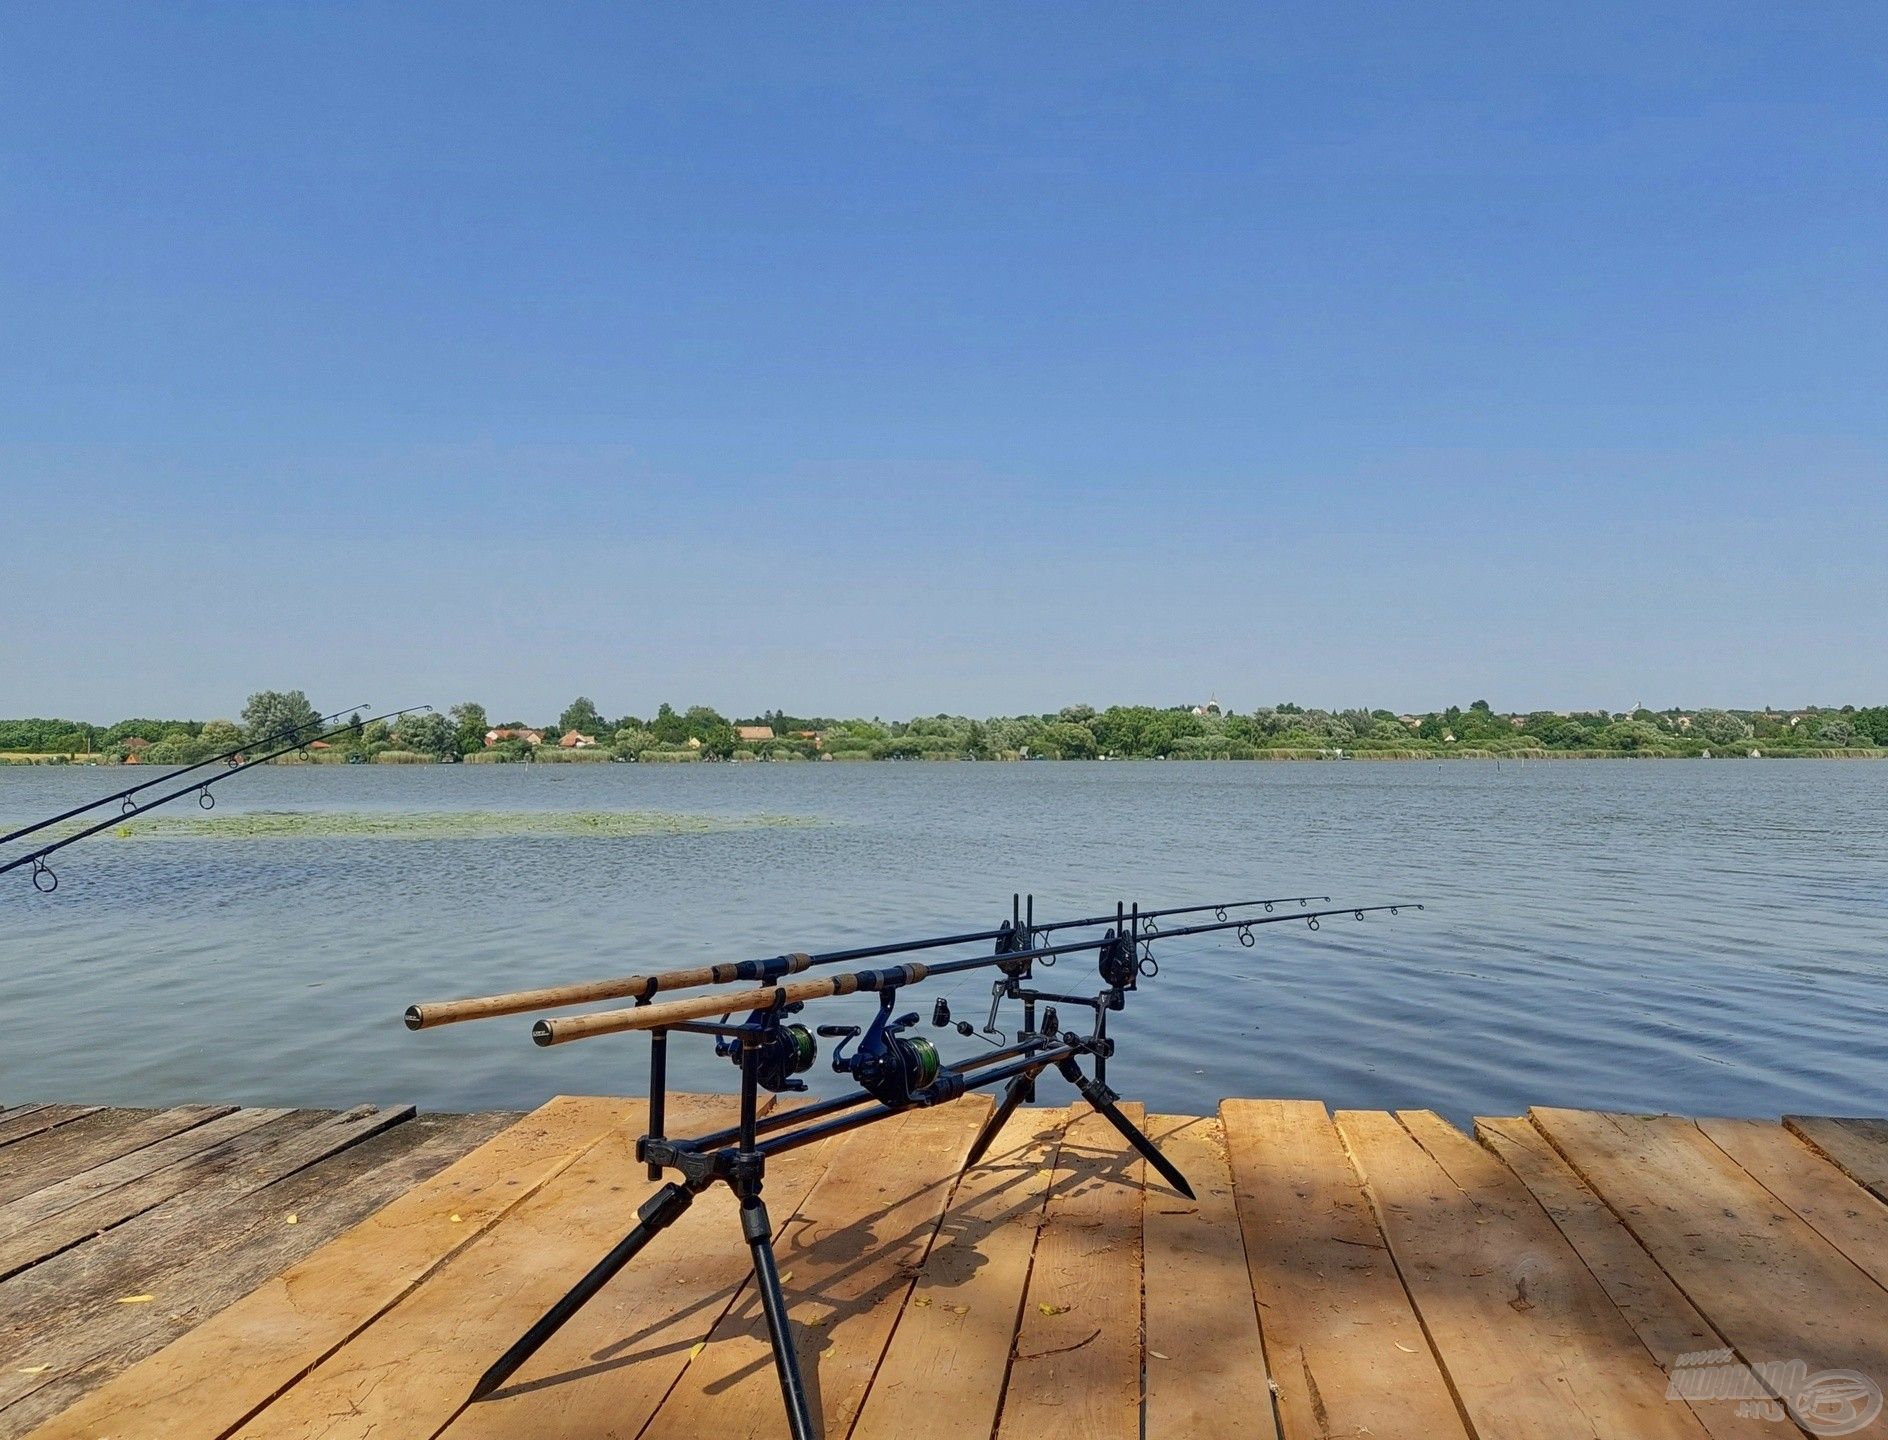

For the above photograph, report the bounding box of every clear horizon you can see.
[4,6,1884,721]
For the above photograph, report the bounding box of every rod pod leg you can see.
[961,1064,1047,1173]
[1055,1058,1197,1200]
[742,1189,819,1440]
[470,1181,696,1402]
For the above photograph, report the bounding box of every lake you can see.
[3,760,1884,1125]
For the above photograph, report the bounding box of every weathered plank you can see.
[0,1108,295,1276]
[1476,1115,1783,1440]
[1535,1107,1888,1439]
[997,1103,1145,1440]
[0,1107,234,1206]
[1341,1109,1708,1439]
[440,1113,840,1440]
[1222,1099,1466,1440]
[0,1107,100,1150]
[7,1112,512,1440]
[1699,1118,1888,1292]
[0,1106,410,1401]
[850,1105,1066,1440]
[223,1100,757,1440]
[642,1099,993,1440]
[1143,1114,1276,1440]
[15,1102,601,1440]
[1785,1117,1888,1204]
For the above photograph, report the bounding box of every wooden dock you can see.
[3,1095,1887,1439]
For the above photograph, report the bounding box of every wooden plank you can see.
[642,1099,993,1440]
[0,1107,233,1206]
[0,1108,295,1274]
[1534,1107,1888,1439]
[8,1112,514,1440]
[0,1107,100,1150]
[1699,1118,1888,1292]
[996,1103,1145,1440]
[0,1105,410,1399]
[849,1105,1066,1440]
[439,1110,841,1440]
[1143,1114,1276,1440]
[15,1102,605,1440]
[1785,1117,1888,1203]
[224,1098,759,1440]
[1340,1109,1708,1439]
[1221,1100,1466,1440]
[1475,1116,1783,1440]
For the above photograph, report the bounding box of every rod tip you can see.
[403,1005,425,1030]
[531,1019,555,1047]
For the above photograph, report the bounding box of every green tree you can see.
[242,690,321,745]
[1853,707,1888,745]
[558,696,606,737]
[964,720,990,759]
[685,706,736,758]
[396,711,458,760]
[449,702,490,755]
[651,703,688,745]
[1692,709,1752,747]
[1600,719,1672,753]
[1035,721,1099,759]
[1815,715,1856,745]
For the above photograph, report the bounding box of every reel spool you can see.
[821,997,940,1107]
[718,1011,819,1093]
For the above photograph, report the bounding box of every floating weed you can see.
[105,810,823,842]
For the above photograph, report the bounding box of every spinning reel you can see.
[717,1006,819,1093]
[819,992,940,1107]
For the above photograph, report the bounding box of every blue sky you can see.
[2,5,1883,721]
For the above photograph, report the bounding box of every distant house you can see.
[559,730,599,749]
[1671,714,1694,731]
[1190,695,1222,716]
[484,728,545,748]
[791,729,824,751]
[736,725,775,744]
[308,740,332,750]
[1509,715,1527,728]
[121,736,150,752]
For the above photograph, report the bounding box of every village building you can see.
[484,727,545,748]
[735,725,775,744]
[558,730,598,749]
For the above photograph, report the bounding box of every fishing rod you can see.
[0,703,371,850]
[406,889,1425,1437]
[402,891,1334,1030]
[528,902,1417,1045]
[2,705,432,892]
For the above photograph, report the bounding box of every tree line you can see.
[4,692,1887,764]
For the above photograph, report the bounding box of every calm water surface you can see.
[2,761,1883,1124]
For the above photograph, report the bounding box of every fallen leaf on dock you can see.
[285,1213,298,1225]
[912,1297,933,1307]
[116,1295,154,1304]
[16,1366,50,1375]
[449,1213,462,1223]
[1150,1351,1170,1360]
[688,1342,705,1360]
[1037,1302,1069,1316]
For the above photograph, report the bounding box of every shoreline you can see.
[3,748,1884,767]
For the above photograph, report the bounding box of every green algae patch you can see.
[107,810,819,841]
